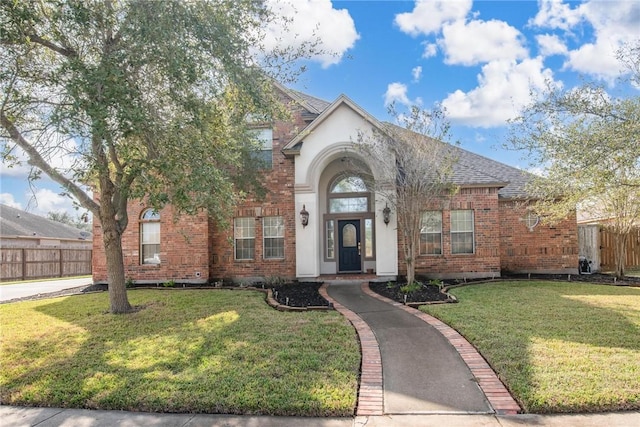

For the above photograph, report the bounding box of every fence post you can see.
[21,248,26,281]
[59,248,63,278]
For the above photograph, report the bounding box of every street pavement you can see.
[0,277,92,302]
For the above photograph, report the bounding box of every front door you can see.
[338,220,361,272]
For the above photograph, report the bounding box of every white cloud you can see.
[422,42,438,58]
[563,1,640,81]
[26,188,76,216]
[264,0,359,68]
[412,66,423,82]
[384,82,412,106]
[440,19,528,66]
[0,193,22,209]
[529,0,584,30]
[530,1,640,81]
[441,57,557,128]
[394,0,472,36]
[536,34,568,57]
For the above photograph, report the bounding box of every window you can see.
[252,128,273,169]
[326,220,335,259]
[328,175,369,213]
[263,216,284,259]
[523,211,540,231]
[451,210,474,254]
[364,218,373,258]
[234,217,255,260]
[140,209,160,264]
[420,211,442,255]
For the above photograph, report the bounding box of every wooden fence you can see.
[599,227,640,270]
[0,248,92,282]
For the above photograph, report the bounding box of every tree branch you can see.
[0,111,99,213]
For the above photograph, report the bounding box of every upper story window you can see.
[251,128,273,169]
[140,209,160,264]
[329,175,370,213]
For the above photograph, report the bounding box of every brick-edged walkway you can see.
[362,283,521,415]
[319,284,384,416]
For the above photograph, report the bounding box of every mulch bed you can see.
[270,282,331,307]
[368,281,452,304]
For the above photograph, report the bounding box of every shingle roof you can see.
[282,88,534,199]
[383,123,533,199]
[0,204,91,240]
[286,89,331,115]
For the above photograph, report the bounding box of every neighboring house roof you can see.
[0,204,91,240]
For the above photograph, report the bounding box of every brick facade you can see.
[92,88,579,285]
[499,200,578,273]
[92,204,210,284]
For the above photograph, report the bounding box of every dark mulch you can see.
[369,281,451,303]
[271,282,331,307]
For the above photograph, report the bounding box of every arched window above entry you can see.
[328,175,370,213]
[330,176,367,193]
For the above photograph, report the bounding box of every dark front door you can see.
[338,220,361,272]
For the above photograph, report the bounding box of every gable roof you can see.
[0,204,91,240]
[281,89,534,199]
[282,94,381,153]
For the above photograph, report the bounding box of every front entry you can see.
[338,219,361,272]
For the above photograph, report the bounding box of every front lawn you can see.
[422,281,640,413]
[0,289,359,416]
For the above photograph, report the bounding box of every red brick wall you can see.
[208,91,307,282]
[499,201,578,273]
[93,89,307,284]
[92,204,210,284]
[407,187,502,279]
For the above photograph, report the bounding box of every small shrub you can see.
[162,280,176,288]
[386,281,396,289]
[400,281,422,294]
[125,278,135,288]
[429,279,444,290]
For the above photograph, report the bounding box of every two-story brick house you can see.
[92,85,578,284]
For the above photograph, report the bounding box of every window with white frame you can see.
[263,216,284,259]
[450,210,474,254]
[140,209,160,264]
[234,217,255,260]
[420,211,442,255]
[252,128,273,169]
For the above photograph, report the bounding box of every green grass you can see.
[422,281,640,413]
[0,290,359,416]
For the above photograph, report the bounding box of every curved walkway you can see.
[321,281,520,416]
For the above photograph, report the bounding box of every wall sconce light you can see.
[383,203,391,225]
[299,204,309,227]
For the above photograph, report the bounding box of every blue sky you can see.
[2,0,639,218]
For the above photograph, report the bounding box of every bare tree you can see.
[355,105,458,285]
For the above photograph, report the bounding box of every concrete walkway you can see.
[325,281,500,415]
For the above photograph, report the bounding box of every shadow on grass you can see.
[0,289,359,416]
[423,281,640,413]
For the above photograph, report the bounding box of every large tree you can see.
[355,105,457,286]
[0,0,316,313]
[508,43,640,278]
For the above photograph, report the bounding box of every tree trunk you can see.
[101,210,132,314]
[613,232,628,279]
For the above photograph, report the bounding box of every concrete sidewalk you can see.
[3,405,639,427]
